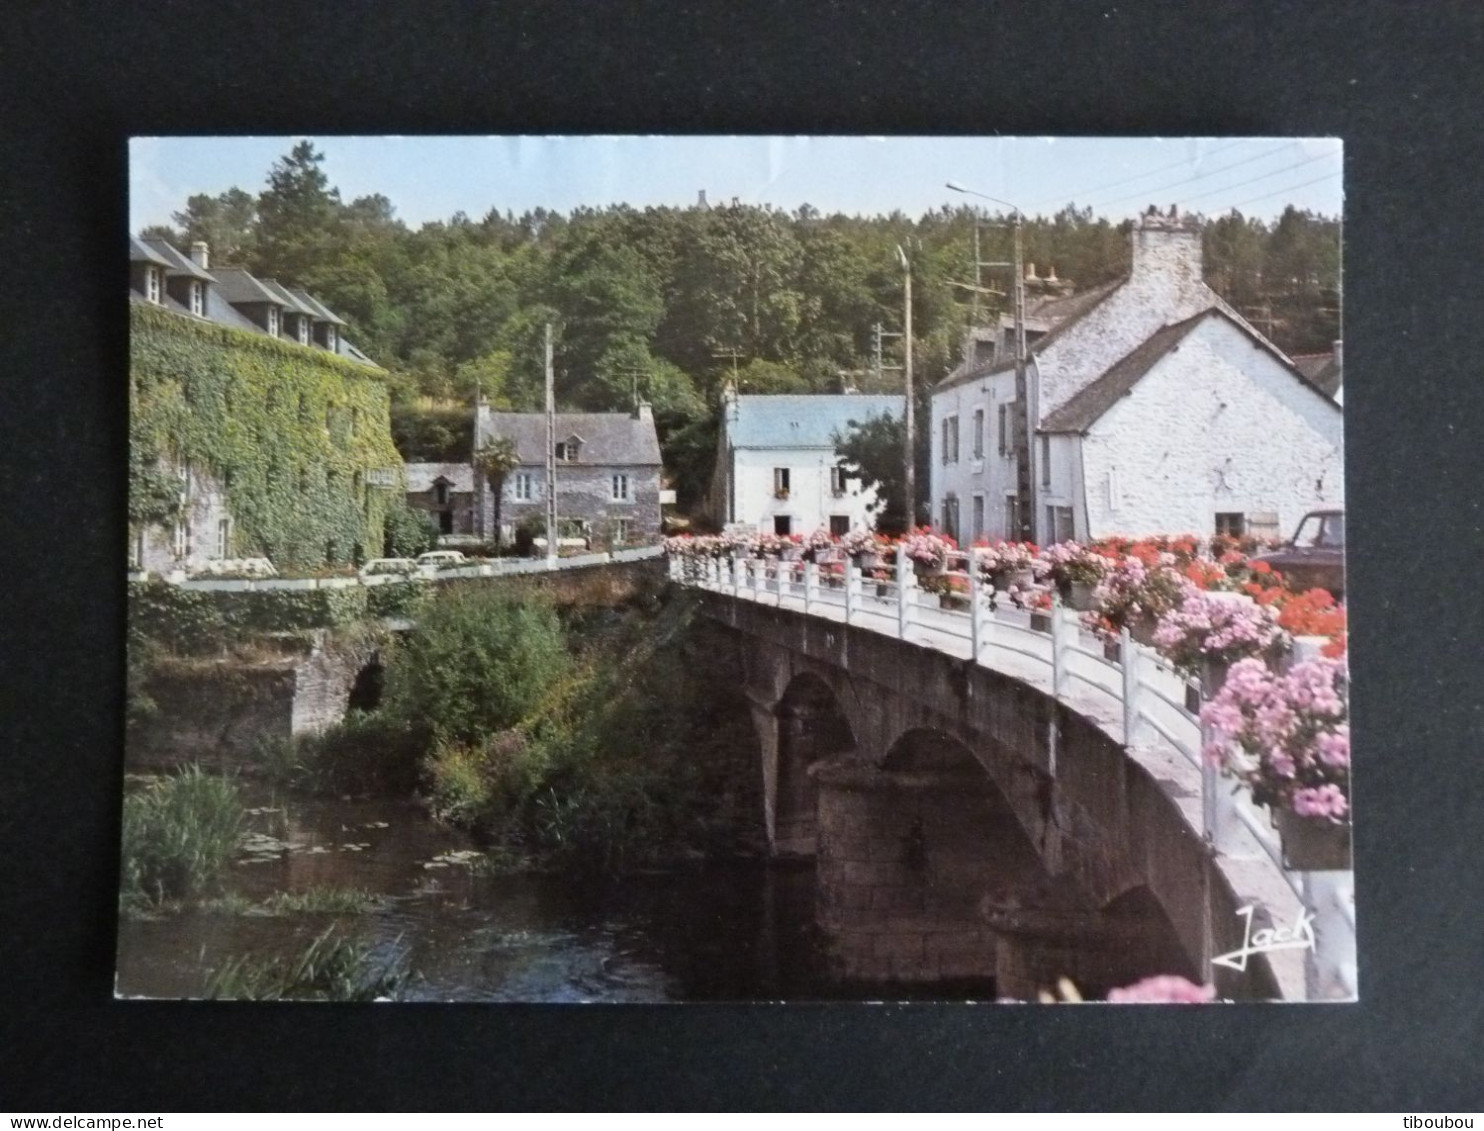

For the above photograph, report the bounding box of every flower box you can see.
[1274,808,1352,871]
[1063,579,1098,611]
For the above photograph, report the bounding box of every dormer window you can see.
[145,267,161,304]
[189,280,203,317]
[434,480,450,506]
[324,326,337,352]
[297,317,309,345]
[555,435,582,462]
[267,306,280,337]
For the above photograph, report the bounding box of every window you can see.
[298,317,310,345]
[1040,435,1051,487]
[1215,512,1246,537]
[189,280,203,316]
[513,472,534,501]
[1247,511,1281,540]
[973,408,985,458]
[614,518,630,545]
[830,465,848,496]
[1046,505,1074,543]
[267,306,280,336]
[998,403,1012,455]
[972,494,985,541]
[216,518,231,559]
[611,473,631,502]
[774,515,793,536]
[325,326,337,352]
[173,520,188,560]
[145,267,161,304]
[829,514,850,537]
[940,415,960,464]
[555,437,581,462]
[434,480,450,506]
[773,467,791,497]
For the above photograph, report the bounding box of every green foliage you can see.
[390,404,474,461]
[130,303,402,569]
[382,500,439,558]
[382,587,571,746]
[266,711,427,795]
[205,926,408,1001]
[120,767,246,904]
[365,576,432,620]
[833,407,931,533]
[129,579,371,653]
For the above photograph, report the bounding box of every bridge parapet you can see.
[670,548,1356,1002]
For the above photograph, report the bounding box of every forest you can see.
[142,141,1342,512]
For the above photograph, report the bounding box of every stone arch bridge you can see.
[677,559,1353,1002]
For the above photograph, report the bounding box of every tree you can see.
[474,437,520,547]
[252,140,342,283]
[172,188,259,264]
[833,410,930,535]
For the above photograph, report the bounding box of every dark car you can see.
[1252,508,1345,599]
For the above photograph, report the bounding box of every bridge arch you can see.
[772,672,854,857]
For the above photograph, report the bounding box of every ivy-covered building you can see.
[128,237,403,572]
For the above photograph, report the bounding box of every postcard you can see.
[120,135,1349,1003]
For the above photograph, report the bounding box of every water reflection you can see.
[116,783,993,1002]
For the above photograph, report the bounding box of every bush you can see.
[263,712,427,795]
[120,767,245,904]
[382,587,570,745]
[384,501,439,558]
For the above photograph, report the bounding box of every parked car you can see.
[416,550,467,567]
[359,557,418,578]
[1251,508,1345,599]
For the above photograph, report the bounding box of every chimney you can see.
[634,401,653,423]
[190,241,209,269]
[1024,262,1039,282]
[1129,203,1203,287]
[1332,340,1342,370]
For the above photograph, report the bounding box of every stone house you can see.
[128,235,385,572]
[404,462,477,537]
[929,206,1344,544]
[709,391,904,537]
[473,403,663,547]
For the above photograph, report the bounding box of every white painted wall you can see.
[1079,314,1344,538]
[731,446,883,534]
[134,463,233,572]
[930,370,1017,540]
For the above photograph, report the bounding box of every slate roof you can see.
[259,278,317,315]
[143,239,215,281]
[291,288,347,326]
[1040,307,1338,433]
[937,279,1126,392]
[129,236,172,267]
[209,265,285,306]
[1293,351,1342,398]
[482,412,663,466]
[728,394,904,449]
[404,462,476,493]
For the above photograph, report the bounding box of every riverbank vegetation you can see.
[120,767,245,907]
[205,926,407,1002]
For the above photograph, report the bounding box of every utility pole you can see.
[1011,213,1033,543]
[544,322,557,566]
[897,244,915,531]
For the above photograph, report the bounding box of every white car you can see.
[416,550,467,567]
[359,557,418,578]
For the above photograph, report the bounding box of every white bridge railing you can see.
[669,543,1355,1001]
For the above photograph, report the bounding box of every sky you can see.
[130,136,1343,233]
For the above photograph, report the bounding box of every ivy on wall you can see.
[130,304,404,567]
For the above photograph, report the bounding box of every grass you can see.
[205,927,409,1001]
[192,886,381,917]
[120,766,245,905]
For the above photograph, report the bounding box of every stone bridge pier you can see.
[714,589,1280,1000]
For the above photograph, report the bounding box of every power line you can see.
[1089,142,1302,209]
[1026,139,1248,210]
[1178,150,1337,206]
[1222,170,1343,213]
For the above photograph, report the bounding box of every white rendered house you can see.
[929,206,1343,544]
[710,391,904,537]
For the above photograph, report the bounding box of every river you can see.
[116,781,995,1002]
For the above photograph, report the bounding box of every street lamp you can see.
[946,180,1034,542]
[896,243,914,531]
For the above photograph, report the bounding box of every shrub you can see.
[268,711,427,795]
[206,926,407,1001]
[382,587,570,745]
[120,767,245,903]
